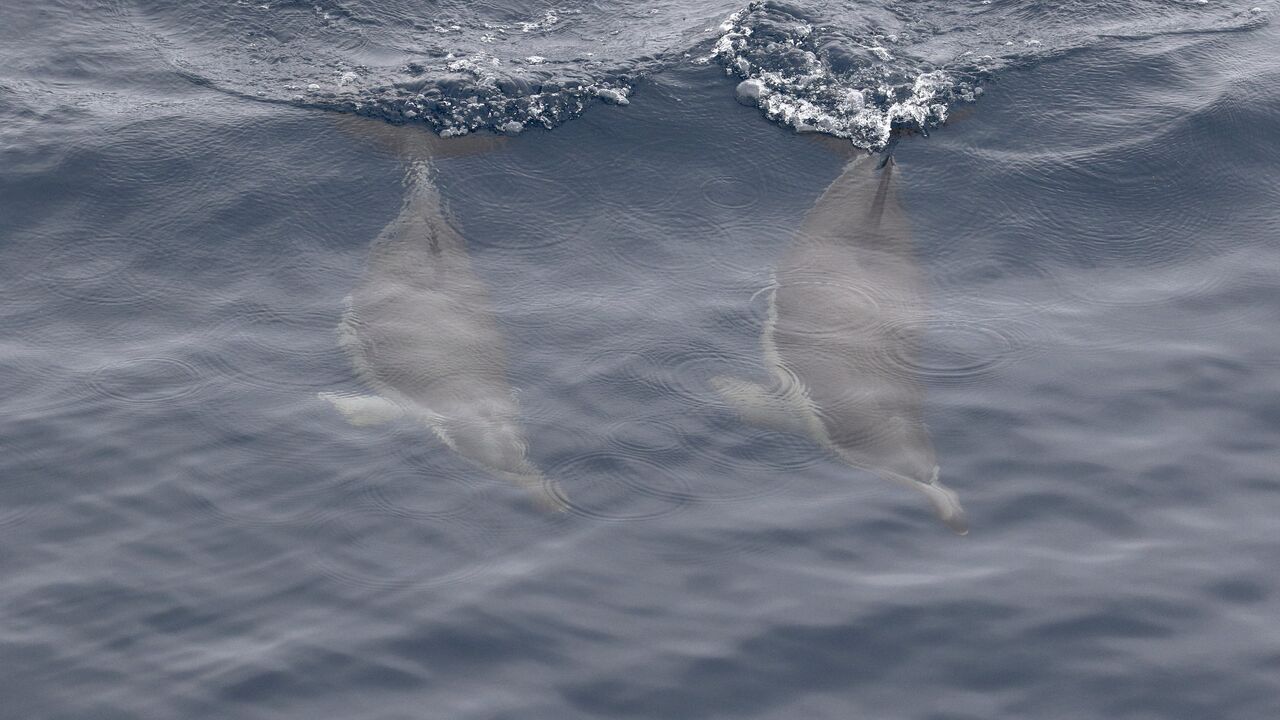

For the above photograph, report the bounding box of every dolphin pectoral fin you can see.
[318,392,405,427]
[915,468,968,535]
[711,375,811,437]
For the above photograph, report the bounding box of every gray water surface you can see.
[2,5,1280,719]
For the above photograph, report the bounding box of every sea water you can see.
[2,2,1279,718]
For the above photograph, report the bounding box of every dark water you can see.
[3,2,1280,718]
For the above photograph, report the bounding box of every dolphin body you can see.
[320,119,565,511]
[713,152,967,533]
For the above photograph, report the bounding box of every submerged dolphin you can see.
[712,152,967,533]
[319,117,566,511]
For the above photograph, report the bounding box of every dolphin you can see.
[712,151,967,533]
[319,117,566,512]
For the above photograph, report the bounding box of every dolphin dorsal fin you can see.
[867,156,894,229]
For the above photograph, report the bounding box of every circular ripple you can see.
[442,166,579,218]
[455,214,584,259]
[1058,153,1219,266]
[0,298,137,416]
[879,318,1032,386]
[965,148,1238,316]
[927,241,1070,319]
[306,509,496,590]
[694,419,829,471]
[549,450,692,523]
[638,340,774,408]
[34,230,166,307]
[206,305,353,391]
[1058,261,1234,312]
[590,140,684,213]
[603,410,822,505]
[700,175,762,210]
[267,233,364,291]
[590,210,735,294]
[86,356,206,405]
[363,468,482,521]
[604,416,691,457]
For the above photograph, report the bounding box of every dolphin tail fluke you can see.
[711,375,810,437]
[915,468,968,535]
[318,392,405,426]
[510,473,570,514]
[537,478,572,515]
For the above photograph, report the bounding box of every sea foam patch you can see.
[115,0,1269,140]
[712,2,973,148]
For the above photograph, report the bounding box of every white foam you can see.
[711,4,955,148]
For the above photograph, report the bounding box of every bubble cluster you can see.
[710,2,967,148]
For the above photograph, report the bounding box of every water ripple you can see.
[362,468,485,522]
[305,508,497,589]
[206,306,354,391]
[183,453,356,528]
[883,318,1033,386]
[700,173,766,211]
[34,230,169,307]
[549,450,693,522]
[0,449,42,535]
[86,356,206,405]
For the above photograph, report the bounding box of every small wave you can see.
[116,0,725,135]
[183,451,357,528]
[86,356,207,405]
[305,507,498,589]
[362,467,481,521]
[0,448,45,535]
[711,2,963,148]
[113,0,1267,143]
[549,449,694,522]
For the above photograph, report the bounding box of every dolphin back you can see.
[761,148,966,532]
[798,153,911,251]
[327,116,563,512]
